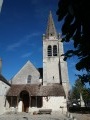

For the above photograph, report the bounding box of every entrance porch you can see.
[6,90,43,112]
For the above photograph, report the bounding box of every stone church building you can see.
[0,12,70,114]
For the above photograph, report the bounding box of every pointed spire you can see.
[46,11,57,39]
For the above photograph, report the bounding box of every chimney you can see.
[0,58,2,74]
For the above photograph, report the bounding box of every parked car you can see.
[67,100,80,108]
[72,101,80,107]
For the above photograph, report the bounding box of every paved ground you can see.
[72,113,90,120]
[0,112,67,120]
[0,112,90,120]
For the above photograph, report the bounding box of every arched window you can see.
[47,45,52,56]
[53,45,57,56]
[27,75,32,83]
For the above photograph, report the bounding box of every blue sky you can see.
[0,0,82,88]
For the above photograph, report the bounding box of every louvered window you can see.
[47,45,52,56]
[53,45,57,56]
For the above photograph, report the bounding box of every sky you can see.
[0,0,83,88]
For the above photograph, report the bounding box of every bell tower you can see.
[43,11,70,97]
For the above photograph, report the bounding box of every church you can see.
[0,11,70,115]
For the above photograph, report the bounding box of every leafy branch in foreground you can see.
[56,0,90,83]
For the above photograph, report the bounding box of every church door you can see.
[20,91,29,112]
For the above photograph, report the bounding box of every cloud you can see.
[26,32,40,39]
[7,32,40,51]
[7,41,22,51]
[21,52,32,58]
[0,0,3,13]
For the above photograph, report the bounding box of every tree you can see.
[82,88,90,105]
[69,86,79,100]
[69,79,90,106]
[56,0,90,84]
[69,79,84,100]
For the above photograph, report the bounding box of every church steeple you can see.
[46,11,57,39]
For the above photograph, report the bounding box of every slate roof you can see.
[6,83,65,97]
[0,74,11,86]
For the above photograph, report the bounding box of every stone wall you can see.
[29,96,67,113]
[43,97,67,112]
[10,96,67,113]
[12,61,40,84]
[0,81,10,115]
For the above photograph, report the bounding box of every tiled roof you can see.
[6,83,65,97]
[0,74,11,86]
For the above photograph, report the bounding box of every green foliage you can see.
[69,79,90,101]
[74,79,84,93]
[69,79,84,100]
[56,0,90,84]
[70,86,80,100]
[82,88,90,102]
[77,74,90,84]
